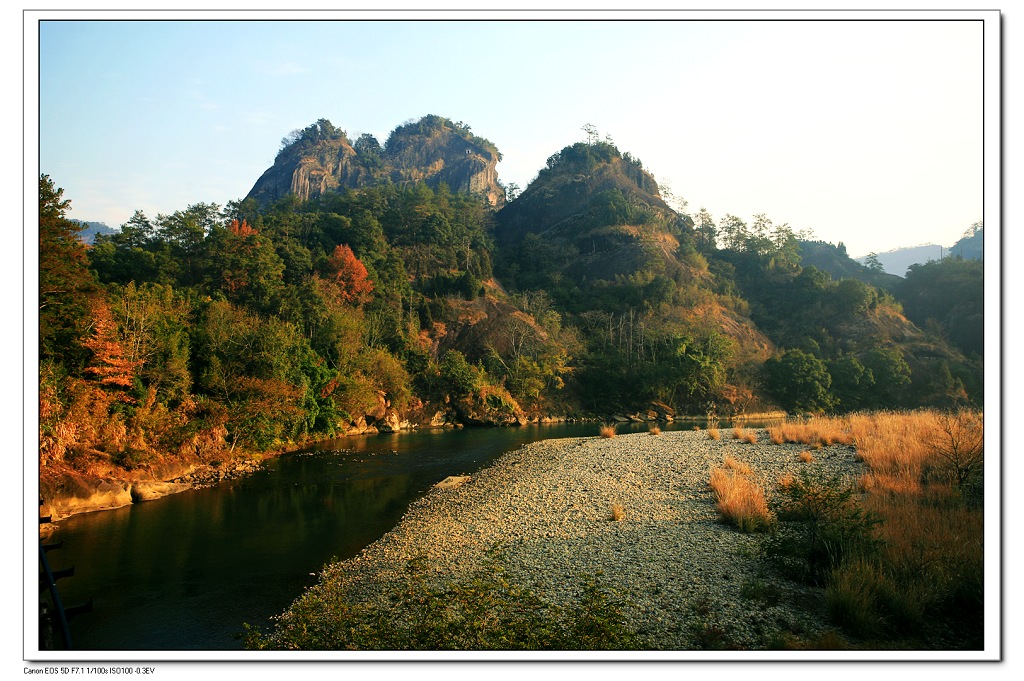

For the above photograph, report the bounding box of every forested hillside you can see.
[38,115,984,487]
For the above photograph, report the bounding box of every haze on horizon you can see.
[34,12,989,258]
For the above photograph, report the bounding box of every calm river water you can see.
[43,420,701,651]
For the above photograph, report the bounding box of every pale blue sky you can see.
[35,13,991,257]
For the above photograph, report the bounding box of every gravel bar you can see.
[299,427,865,650]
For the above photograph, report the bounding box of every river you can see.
[42,420,705,651]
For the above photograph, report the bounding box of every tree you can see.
[693,208,718,253]
[322,244,374,306]
[114,282,193,405]
[762,348,835,413]
[862,346,911,407]
[717,214,749,251]
[82,297,142,397]
[156,203,222,287]
[504,182,521,202]
[439,350,478,400]
[205,219,286,312]
[828,353,874,410]
[832,278,874,316]
[864,253,885,273]
[38,174,96,368]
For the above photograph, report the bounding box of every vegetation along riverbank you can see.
[245,410,984,653]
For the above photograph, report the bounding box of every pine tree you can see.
[38,174,96,368]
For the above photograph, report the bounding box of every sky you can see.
[33,11,992,259]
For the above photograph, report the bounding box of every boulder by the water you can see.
[433,475,471,490]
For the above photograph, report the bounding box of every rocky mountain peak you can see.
[246,115,505,207]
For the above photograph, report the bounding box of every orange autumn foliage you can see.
[323,244,374,306]
[229,218,259,237]
[82,299,141,396]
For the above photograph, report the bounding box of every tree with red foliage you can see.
[82,298,142,399]
[323,244,373,306]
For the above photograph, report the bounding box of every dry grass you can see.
[722,454,752,475]
[773,409,985,646]
[709,466,773,533]
[599,424,617,439]
[730,426,758,444]
[649,426,662,436]
[707,427,721,440]
[768,416,855,448]
[609,503,625,522]
[799,451,815,463]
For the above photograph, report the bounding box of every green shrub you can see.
[762,470,882,585]
[244,556,638,651]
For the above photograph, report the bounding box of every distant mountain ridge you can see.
[797,240,902,290]
[854,224,982,276]
[71,219,116,244]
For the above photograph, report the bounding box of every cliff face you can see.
[247,115,504,207]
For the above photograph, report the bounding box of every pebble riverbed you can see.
[284,427,866,651]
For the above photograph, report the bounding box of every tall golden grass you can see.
[776,409,985,645]
[599,424,617,439]
[732,426,758,444]
[709,466,773,533]
[767,416,855,448]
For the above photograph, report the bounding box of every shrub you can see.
[824,558,887,639]
[739,578,783,606]
[609,503,625,521]
[926,409,984,490]
[763,470,882,585]
[707,427,721,440]
[245,556,638,650]
[599,424,617,438]
[799,451,815,463]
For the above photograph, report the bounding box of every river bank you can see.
[255,426,865,652]
[37,410,786,523]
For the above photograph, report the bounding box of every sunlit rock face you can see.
[247,115,505,207]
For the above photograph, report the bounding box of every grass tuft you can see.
[609,503,625,521]
[649,425,661,436]
[709,466,773,533]
[707,427,721,440]
[722,454,752,475]
[599,424,617,439]
[732,425,757,444]
[799,451,815,463]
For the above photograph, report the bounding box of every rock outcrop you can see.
[247,115,505,207]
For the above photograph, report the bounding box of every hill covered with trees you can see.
[38,115,984,496]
